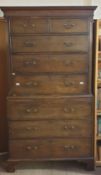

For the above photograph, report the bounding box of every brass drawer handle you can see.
[65,60,73,66]
[64,107,69,113]
[64,23,75,29]
[26,108,32,113]
[34,146,38,150]
[64,81,75,87]
[64,81,84,87]
[64,145,77,150]
[26,146,32,151]
[33,108,38,113]
[15,81,38,87]
[64,125,75,130]
[64,42,73,47]
[31,23,36,28]
[69,125,75,130]
[64,107,75,113]
[23,24,27,28]
[24,60,37,66]
[24,41,36,47]
[26,127,38,131]
[26,108,38,113]
[22,23,35,28]
[26,127,32,130]
[70,108,75,112]
[25,81,33,86]
[26,145,38,151]
[33,82,38,87]
[24,81,38,87]
[64,125,68,130]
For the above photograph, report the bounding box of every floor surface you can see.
[0,161,100,175]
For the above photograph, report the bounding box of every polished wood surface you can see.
[12,35,88,53]
[9,138,92,159]
[10,17,88,34]
[7,97,92,120]
[0,18,8,155]
[10,74,88,96]
[12,54,88,74]
[9,119,92,138]
[1,7,96,172]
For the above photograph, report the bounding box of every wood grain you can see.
[0,18,8,155]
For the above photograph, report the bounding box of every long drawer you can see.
[9,138,93,159]
[10,17,88,34]
[11,35,88,53]
[11,54,88,74]
[7,97,92,120]
[9,120,92,139]
[10,74,88,96]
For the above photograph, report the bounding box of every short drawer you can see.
[11,35,88,53]
[10,18,48,34]
[12,54,88,74]
[50,18,88,33]
[7,97,93,120]
[9,138,93,159]
[10,74,88,96]
[9,120,92,139]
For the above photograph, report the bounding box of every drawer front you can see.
[10,74,88,96]
[9,120,92,139]
[12,54,88,74]
[9,138,92,159]
[10,18,88,34]
[12,36,88,53]
[7,98,92,121]
[51,18,88,33]
[11,18,48,33]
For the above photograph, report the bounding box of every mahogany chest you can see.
[2,6,96,172]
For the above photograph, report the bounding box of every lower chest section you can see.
[8,96,94,160]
